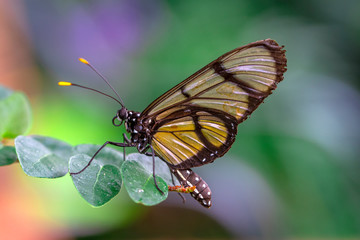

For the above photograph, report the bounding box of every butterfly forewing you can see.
[142,39,287,168]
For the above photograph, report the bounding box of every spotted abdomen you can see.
[171,168,212,208]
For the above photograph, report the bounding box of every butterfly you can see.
[59,39,287,208]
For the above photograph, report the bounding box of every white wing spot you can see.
[198,194,204,199]
[202,184,206,188]
[202,158,206,162]
[195,177,199,181]
[207,191,211,196]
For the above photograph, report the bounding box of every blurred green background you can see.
[0,0,359,239]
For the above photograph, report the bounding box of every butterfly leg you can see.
[149,145,164,195]
[143,149,185,201]
[122,133,131,161]
[168,166,186,204]
[140,146,156,160]
[140,145,166,195]
[171,168,212,208]
[70,141,132,175]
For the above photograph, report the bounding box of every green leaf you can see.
[126,153,178,186]
[15,135,72,178]
[0,86,32,139]
[121,153,169,206]
[0,144,17,166]
[69,144,123,207]
[72,144,124,167]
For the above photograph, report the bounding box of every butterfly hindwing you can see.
[151,107,237,168]
[142,39,287,168]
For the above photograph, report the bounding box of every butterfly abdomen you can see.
[171,168,212,208]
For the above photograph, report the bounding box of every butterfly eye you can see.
[118,107,128,119]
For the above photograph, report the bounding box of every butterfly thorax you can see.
[121,110,152,152]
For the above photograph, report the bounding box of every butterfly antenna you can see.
[58,81,123,105]
[78,58,125,108]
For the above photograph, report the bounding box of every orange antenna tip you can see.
[58,81,72,86]
[78,58,89,65]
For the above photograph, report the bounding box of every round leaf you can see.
[72,144,124,166]
[121,157,168,206]
[0,86,32,139]
[0,145,17,166]
[126,153,179,185]
[15,135,72,178]
[69,144,123,207]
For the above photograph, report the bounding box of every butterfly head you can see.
[112,107,129,126]
[118,107,128,120]
[113,108,143,136]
